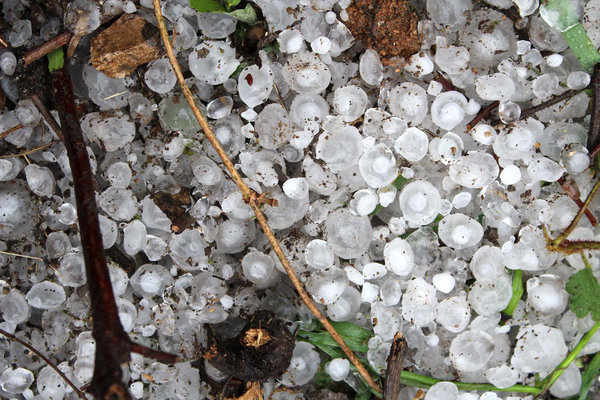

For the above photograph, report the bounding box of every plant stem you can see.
[400,371,542,394]
[503,269,523,316]
[371,174,407,216]
[152,0,382,394]
[536,320,600,398]
[562,24,600,72]
[578,352,600,400]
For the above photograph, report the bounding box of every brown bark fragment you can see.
[91,14,162,79]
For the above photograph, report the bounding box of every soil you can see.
[344,0,422,63]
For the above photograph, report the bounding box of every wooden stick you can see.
[23,32,72,66]
[384,332,407,400]
[0,124,24,140]
[152,0,382,394]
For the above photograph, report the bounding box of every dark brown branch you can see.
[467,101,499,131]
[0,328,86,399]
[131,342,181,364]
[51,67,178,399]
[31,94,64,141]
[434,73,455,92]
[519,89,581,120]
[384,332,407,400]
[587,64,600,159]
[23,32,72,66]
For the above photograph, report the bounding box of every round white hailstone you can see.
[0,367,34,394]
[362,262,388,280]
[326,286,361,321]
[359,49,383,85]
[280,342,320,387]
[242,250,279,288]
[26,281,66,309]
[527,156,565,183]
[333,85,368,122]
[532,73,559,98]
[191,155,223,186]
[24,164,55,197]
[290,94,329,130]
[399,180,442,226]
[283,51,331,94]
[401,278,438,326]
[358,143,398,188]
[449,152,499,188]
[475,73,516,101]
[0,291,30,324]
[500,164,521,185]
[189,41,240,85]
[498,101,521,124]
[123,220,147,256]
[238,65,274,108]
[511,324,568,374]
[241,110,258,122]
[278,29,304,53]
[404,52,434,77]
[438,213,483,249]
[306,267,348,305]
[516,39,532,54]
[432,272,455,293]
[470,246,505,283]
[0,52,17,75]
[144,58,176,94]
[350,189,379,216]
[561,143,590,174]
[466,99,481,115]
[389,217,407,235]
[325,208,372,258]
[255,104,292,149]
[388,82,428,126]
[424,382,459,400]
[452,192,472,209]
[99,215,118,249]
[549,362,582,398]
[540,122,587,159]
[130,382,144,399]
[361,282,379,303]
[311,36,331,54]
[106,162,132,188]
[144,235,167,261]
[430,91,468,130]
[436,296,471,333]
[129,264,173,298]
[326,358,350,381]
[316,126,362,171]
[485,364,519,389]
[283,177,309,199]
[344,266,364,286]
[196,13,237,39]
[449,330,495,372]
[380,278,402,306]
[16,100,41,127]
[305,239,335,269]
[468,274,513,316]
[56,252,86,287]
[436,132,464,165]
[394,127,429,162]
[384,238,415,276]
[434,45,470,75]
[546,53,563,67]
[108,263,129,297]
[427,80,443,96]
[471,123,497,145]
[526,274,569,316]
[378,186,397,207]
[116,298,137,333]
[567,71,591,90]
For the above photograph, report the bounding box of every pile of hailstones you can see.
[0,0,600,398]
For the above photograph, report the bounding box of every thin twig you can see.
[558,177,597,226]
[0,328,86,399]
[23,32,72,66]
[519,89,581,120]
[0,124,24,140]
[31,94,64,141]
[434,73,455,92]
[152,1,382,394]
[467,101,499,131]
[273,82,287,112]
[0,36,7,48]
[0,250,44,261]
[0,141,60,159]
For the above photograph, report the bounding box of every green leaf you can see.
[329,321,373,343]
[224,0,242,9]
[229,4,257,24]
[297,330,369,353]
[188,0,226,13]
[47,47,64,73]
[566,267,600,321]
[579,352,600,400]
[503,269,523,316]
[562,24,600,72]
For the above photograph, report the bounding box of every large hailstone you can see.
[448,152,499,188]
[358,143,398,188]
[438,213,483,249]
[387,83,428,126]
[449,330,495,372]
[255,104,292,149]
[430,91,468,130]
[0,180,37,240]
[325,208,372,258]
[316,126,363,172]
[511,324,567,375]
[80,111,135,152]
[189,41,239,85]
[384,238,415,276]
[282,51,331,94]
[399,180,441,226]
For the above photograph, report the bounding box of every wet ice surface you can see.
[2,0,600,397]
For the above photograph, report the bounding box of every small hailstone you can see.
[81,112,135,152]
[326,359,350,381]
[311,36,331,54]
[399,180,442,226]
[278,29,304,53]
[527,156,565,182]
[438,213,483,249]
[425,382,458,400]
[432,272,456,293]
[255,104,291,149]
[325,11,336,23]
[57,252,86,287]
[123,220,147,256]
[394,127,429,162]
[567,71,591,90]
[144,59,176,94]
[511,324,567,374]
[130,264,173,298]
[526,274,568,316]
[389,217,407,235]
[384,238,415,276]
[280,342,320,387]
[306,267,348,304]
[130,382,144,399]
[0,291,30,324]
[449,152,499,188]
[452,192,471,209]
[333,85,368,122]
[206,96,234,119]
[242,250,279,288]
[436,296,471,333]
[361,282,379,303]
[404,52,434,77]
[106,162,132,188]
[305,239,334,269]
[327,286,361,321]
[471,123,497,145]
[358,143,398,188]
[449,330,495,372]
[427,80,443,96]
[189,41,239,85]
[532,73,559,98]
[435,132,464,165]
[350,189,378,216]
[402,278,438,326]
[317,126,363,172]
[0,367,34,394]
[500,164,521,185]
[388,82,429,125]
[24,164,55,197]
[359,49,383,86]
[283,51,331,94]
[466,99,481,115]
[283,177,309,199]
[241,109,258,122]
[99,187,138,221]
[9,19,32,47]
[238,65,274,108]
[468,274,513,315]
[0,52,17,75]
[516,40,531,54]
[431,91,468,130]
[434,45,470,75]
[344,266,364,285]
[65,0,101,35]
[546,53,563,67]
[363,263,387,280]
[561,143,590,174]
[514,0,538,16]
[470,246,505,283]
[549,362,582,398]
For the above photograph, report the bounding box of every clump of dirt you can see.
[344,0,422,63]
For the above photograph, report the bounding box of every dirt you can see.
[344,0,422,63]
